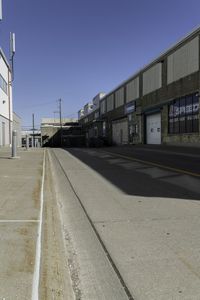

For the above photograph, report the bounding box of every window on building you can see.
[0,75,8,95]
[168,93,199,134]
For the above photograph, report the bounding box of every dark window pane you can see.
[193,93,199,104]
[169,118,174,133]
[174,117,179,133]
[186,96,193,115]
[174,100,180,117]
[192,94,199,114]
[179,97,185,116]
[186,115,193,132]
[192,115,199,132]
[169,104,174,118]
[168,93,199,134]
[179,117,186,133]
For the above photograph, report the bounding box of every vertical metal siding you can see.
[167,36,199,84]
[112,119,128,145]
[106,94,114,112]
[115,87,124,108]
[126,77,139,103]
[143,63,162,96]
[100,100,106,114]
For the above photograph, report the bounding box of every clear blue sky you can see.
[1,0,200,128]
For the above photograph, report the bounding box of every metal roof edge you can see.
[99,25,200,102]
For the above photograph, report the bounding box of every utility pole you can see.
[58,99,62,147]
[32,113,35,147]
[10,32,16,80]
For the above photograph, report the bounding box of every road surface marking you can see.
[101,150,200,178]
[32,150,46,300]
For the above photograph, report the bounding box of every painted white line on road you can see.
[32,150,46,300]
[0,220,39,223]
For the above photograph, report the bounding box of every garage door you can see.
[112,119,128,145]
[146,113,161,144]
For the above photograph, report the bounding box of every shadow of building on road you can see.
[66,148,200,201]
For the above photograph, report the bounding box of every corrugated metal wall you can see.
[126,77,139,102]
[100,99,106,115]
[13,113,22,147]
[106,94,114,112]
[143,63,162,96]
[167,37,199,84]
[115,87,124,108]
[112,118,128,145]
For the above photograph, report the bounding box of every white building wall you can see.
[167,37,199,84]
[0,116,10,146]
[0,55,11,120]
[126,77,139,103]
[115,87,124,108]
[84,103,93,115]
[0,52,12,147]
[78,109,84,120]
[93,92,106,110]
[143,63,162,96]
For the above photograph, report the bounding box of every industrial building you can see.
[21,129,41,148]
[78,27,200,146]
[0,49,13,147]
[41,118,84,147]
[13,112,22,147]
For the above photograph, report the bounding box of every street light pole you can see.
[32,113,35,147]
[9,32,16,148]
[58,98,62,147]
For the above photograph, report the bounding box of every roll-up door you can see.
[112,118,128,145]
[146,113,161,144]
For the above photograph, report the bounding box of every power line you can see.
[16,100,56,109]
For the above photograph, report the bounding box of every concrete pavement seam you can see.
[52,149,134,300]
[31,149,46,300]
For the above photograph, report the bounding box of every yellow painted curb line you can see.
[101,150,200,178]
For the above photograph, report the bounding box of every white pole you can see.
[0,0,3,21]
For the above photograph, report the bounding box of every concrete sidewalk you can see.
[60,147,200,300]
[0,147,44,300]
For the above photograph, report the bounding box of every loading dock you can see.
[112,118,128,145]
[146,113,161,144]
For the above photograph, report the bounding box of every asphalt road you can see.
[50,147,200,300]
[67,146,200,200]
[100,144,200,176]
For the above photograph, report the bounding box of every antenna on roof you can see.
[10,32,16,81]
[10,32,16,55]
[0,0,3,21]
